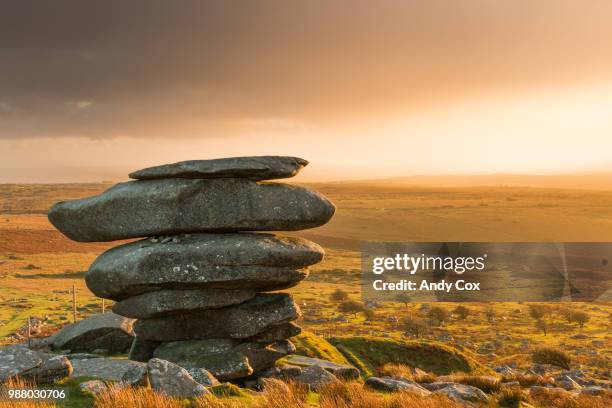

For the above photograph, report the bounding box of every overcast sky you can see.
[1,1,612,182]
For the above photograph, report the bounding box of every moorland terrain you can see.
[0,180,610,407]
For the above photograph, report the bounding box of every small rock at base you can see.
[80,380,108,396]
[147,358,209,398]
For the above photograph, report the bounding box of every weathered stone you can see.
[128,337,160,362]
[87,233,321,300]
[247,322,301,343]
[114,365,145,388]
[365,377,431,396]
[71,357,145,381]
[153,339,295,381]
[187,368,220,387]
[283,355,360,380]
[52,313,135,353]
[154,338,252,380]
[147,358,208,398]
[422,382,459,391]
[48,178,335,242]
[67,353,99,360]
[80,380,108,395]
[129,156,308,181]
[573,386,607,396]
[432,383,489,403]
[27,335,56,350]
[113,288,257,319]
[292,365,340,391]
[134,294,299,341]
[257,364,303,381]
[21,354,73,384]
[246,340,295,373]
[0,345,42,381]
[556,375,582,390]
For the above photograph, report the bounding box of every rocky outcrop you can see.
[48,156,334,381]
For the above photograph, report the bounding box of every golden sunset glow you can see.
[1,1,612,182]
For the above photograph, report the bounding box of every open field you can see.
[0,181,610,406]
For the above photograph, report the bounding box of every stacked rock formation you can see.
[48,156,334,381]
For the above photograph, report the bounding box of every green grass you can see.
[54,376,97,408]
[290,331,350,365]
[330,336,485,377]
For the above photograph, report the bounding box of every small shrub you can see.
[427,306,450,326]
[532,347,571,369]
[331,289,349,302]
[571,310,590,328]
[395,293,411,307]
[402,314,429,338]
[496,386,526,408]
[528,304,550,320]
[453,305,470,320]
[363,308,377,321]
[338,300,365,317]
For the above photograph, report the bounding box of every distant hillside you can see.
[349,172,612,191]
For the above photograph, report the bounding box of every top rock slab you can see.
[48,178,335,242]
[129,156,308,181]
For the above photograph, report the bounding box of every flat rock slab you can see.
[48,178,335,242]
[71,357,146,381]
[129,156,308,181]
[0,345,43,381]
[283,355,360,379]
[134,293,299,341]
[52,312,135,353]
[154,339,295,381]
[113,288,257,319]
[87,233,321,300]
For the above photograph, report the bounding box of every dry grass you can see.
[376,363,436,383]
[250,379,308,408]
[318,381,463,408]
[0,377,56,408]
[495,386,526,408]
[529,388,612,408]
[93,385,183,408]
[532,347,572,370]
[501,372,554,388]
[444,374,501,394]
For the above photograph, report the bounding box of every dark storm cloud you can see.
[1,0,612,139]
